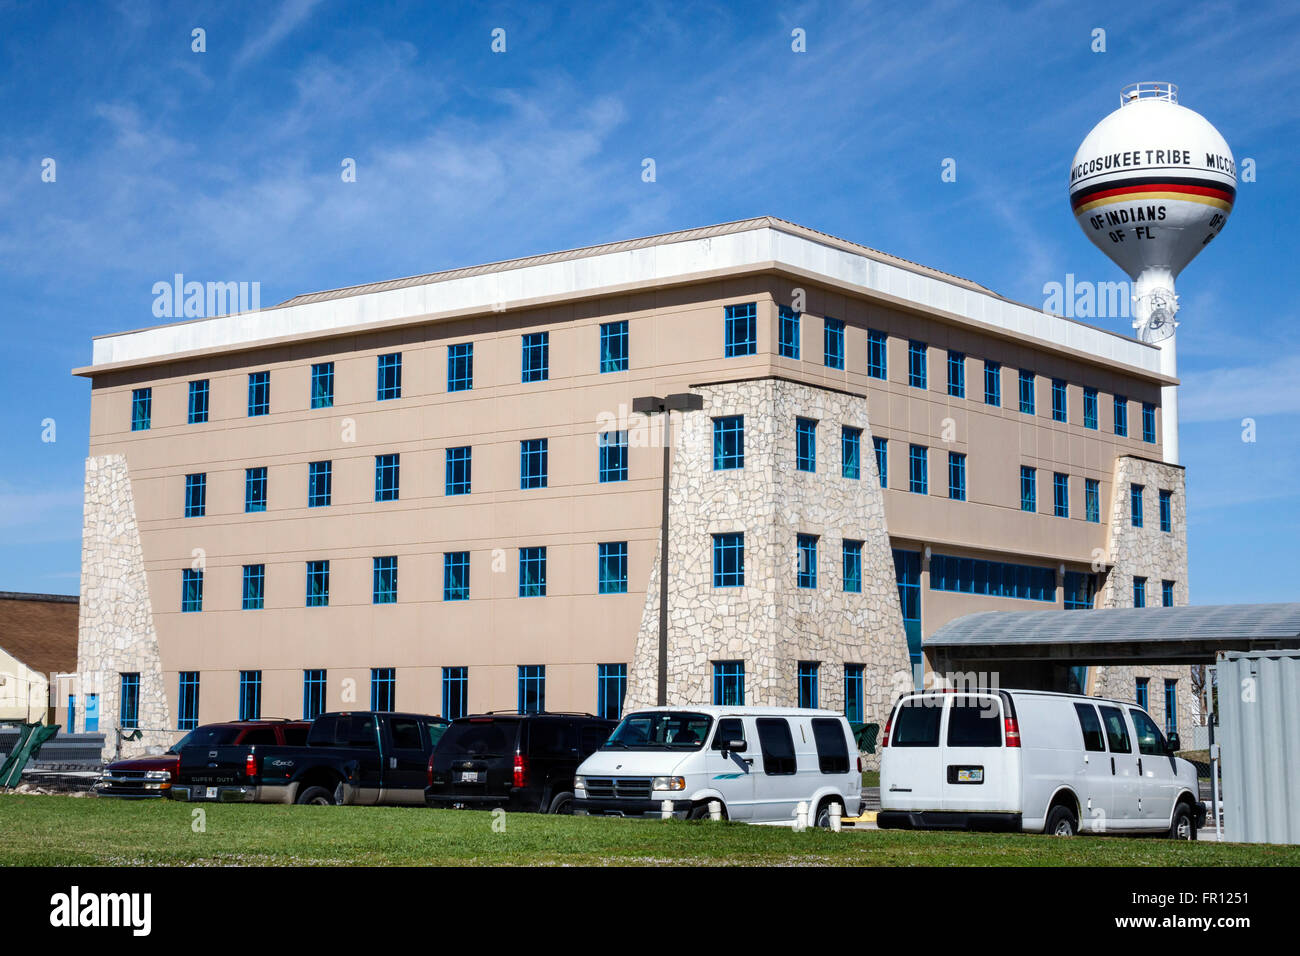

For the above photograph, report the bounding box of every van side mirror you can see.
[1166,732,1181,753]
[723,739,747,753]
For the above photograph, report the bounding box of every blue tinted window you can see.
[724,303,757,357]
[448,343,473,391]
[930,554,1056,602]
[984,361,1001,406]
[600,321,628,373]
[1114,396,1128,436]
[370,668,396,711]
[842,539,863,593]
[779,306,800,360]
[874,436,887,488]
[518,665,546,714]
[520,438,548,489]
[1142,402,1156,443]
[909,445,927,494]
[1085,478,1100,523]
[178,672,199,730]
[1083,387,1098,429]
[248,371,270,416]
[948,351,965,398]
[443,551,469,601]
[713,416,744,470]
[1130,483,1144,528]
[1054,472,1069,517]
[181,568,203,612]
[599,431,628,482]
[949,452,966,501]
[519,547,547,597]
[375,453,400,501]
[908,341,927,389]
[522,332,549,383]
[242,564,264,610]
[1159,489,1172,532]
[1133,576,1147,608]
[1018,370,1035,415]
[841,426,861,479]
[824,317,844,369]
[1052,379,1068,422]
[308,460,332,507]
[844,665,864,723]
[306,560,329,607]
[372,555,398,604]
[796,418,817,472]
[712,533,744,587]
[377,352,402,401]
[184,473,206,518]
[119,673,140,728]
[245,466,267,513]
[797,534,818,589]
[598,541,628,594]
[445,446,471,495]
[798,662,819,709]
[713,661,745,705]
[303,669,327,720]
[311,362,334,408]
[442,667,468,720]
[188,380,209,424]
[1021,466,1037,512]
[597,664,627,720]
[239,671,261,720]
[867,330,887,379]
[131,388,152,431]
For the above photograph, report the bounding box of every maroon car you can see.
[96,720,311,798]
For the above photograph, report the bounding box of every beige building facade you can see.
[73,219,1193,755]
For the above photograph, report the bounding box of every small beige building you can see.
[0,592,80,724]
[72,218,1193,756]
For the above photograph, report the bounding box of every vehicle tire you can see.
[815,798,843,829]
[1169,804,1197,841]
[295,785,336,806]
[547,791,574,815]
[1045,804,1078,837]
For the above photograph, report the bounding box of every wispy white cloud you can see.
[232,0,325,72]
[1181,356,1300,422]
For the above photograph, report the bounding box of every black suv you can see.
[425,712,615,814]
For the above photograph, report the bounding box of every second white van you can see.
[573,706,861,825]
[878,689,1205,838]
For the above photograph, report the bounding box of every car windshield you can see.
[602,712,713,751]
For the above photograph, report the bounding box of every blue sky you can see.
[1,0,1297,602]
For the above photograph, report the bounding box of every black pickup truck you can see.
[171,711,447,806]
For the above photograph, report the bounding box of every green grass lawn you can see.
[1,794,1296,866]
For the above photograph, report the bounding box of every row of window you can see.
[179,434,637,517]
[121,659,876,731]
[127,324,632,431]
[124,664,632,730]
[179,544,631,611]
[739,304,1158,441]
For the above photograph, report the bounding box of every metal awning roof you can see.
[925,603,1300,665]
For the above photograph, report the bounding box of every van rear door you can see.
[882,694,945,810]
[939,694,1018,812]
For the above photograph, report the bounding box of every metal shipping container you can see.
[1217,650,1300,845]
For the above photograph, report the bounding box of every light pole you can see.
[632,392,703,706]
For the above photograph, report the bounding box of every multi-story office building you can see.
[73,218,1192,755]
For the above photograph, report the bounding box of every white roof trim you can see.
[87,223,1162,375]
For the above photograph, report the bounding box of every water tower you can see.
[1069,82,1236,464]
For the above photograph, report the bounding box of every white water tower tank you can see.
[1069,82,1236,464]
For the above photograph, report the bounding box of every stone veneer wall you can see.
[76,454,171,758]
[1091,455,1197,733]
[625,378,913,755]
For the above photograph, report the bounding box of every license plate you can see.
[206,787,218,799]
[458,772,479,783]
[957,768,983,783]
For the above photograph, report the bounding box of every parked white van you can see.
[573,706,861,825]
[878,689,1205,839]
